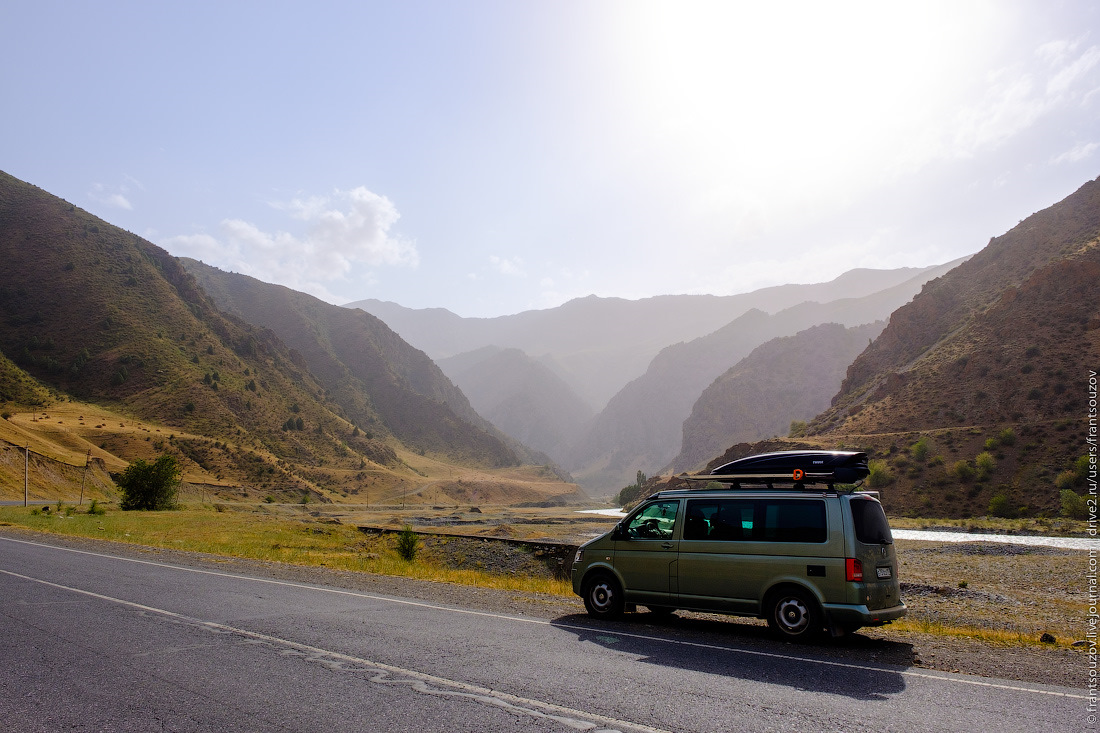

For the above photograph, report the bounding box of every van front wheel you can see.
[583,573,624,619]
[766,588,821,641]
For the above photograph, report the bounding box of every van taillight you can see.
[846,558,863,582]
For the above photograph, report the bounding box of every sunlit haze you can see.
[4,1,1098,316]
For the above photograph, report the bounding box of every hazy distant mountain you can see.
[566,259,965,491]
[669,321,885,473]
[347,265,942,411]
[183,260,536,469]
[437,347,594,461]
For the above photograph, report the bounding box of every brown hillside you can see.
[182,260,526,469]
[817,247,1099,435]
[0,171,581,506]
[671,322,884,473]
[830,175,1100,410]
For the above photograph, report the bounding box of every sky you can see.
[3,1,1100,318]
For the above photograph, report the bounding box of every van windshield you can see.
[850,498,893,544]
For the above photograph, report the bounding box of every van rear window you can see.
[850,498,893,544]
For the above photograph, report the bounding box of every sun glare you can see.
[603,2,1007,223]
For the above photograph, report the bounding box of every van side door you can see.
[677,498,759,613]
[613,499,681,606]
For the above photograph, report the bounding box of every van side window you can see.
[684,499,755,540]
[762,500,827,543]
[626,500,679,539]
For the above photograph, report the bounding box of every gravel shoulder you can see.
[1,526,1084,690]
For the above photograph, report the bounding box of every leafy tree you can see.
[615,470,649,507]
[116,454,181,510]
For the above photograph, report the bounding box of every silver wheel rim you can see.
[776,596,810,634]
[590,581,614,612]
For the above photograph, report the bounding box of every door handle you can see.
[661,542,674,549]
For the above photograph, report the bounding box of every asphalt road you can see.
[0,533,1083,732]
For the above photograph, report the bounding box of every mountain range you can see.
[0,170,575,505]
[353,259,964,492]
[2,166,1095,519]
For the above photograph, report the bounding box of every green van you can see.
[571,474,906,640]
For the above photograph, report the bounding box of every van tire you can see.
[583,572,624,619]
[765,587,822,641]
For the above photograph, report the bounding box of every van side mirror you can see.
[612,522,629,541]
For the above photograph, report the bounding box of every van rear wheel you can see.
[583,572,624,619]
[766,588,821,641]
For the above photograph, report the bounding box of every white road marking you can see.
[0,566,667,733]
[0,535,1084,700]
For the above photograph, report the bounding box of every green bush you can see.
[975,452,996,481]
[115,454,181,510]
[788,420,807,438]
[397,524,419,562]
[86,499,105,516]
[1061,489,1090,520]
[866,460,894,488]
[952,460,975,482]
[998,428,1016,446]
[910,438,930,462]
[988,493,1014,518]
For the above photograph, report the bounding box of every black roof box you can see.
[705,450,869,485]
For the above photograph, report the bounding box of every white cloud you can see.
[1046,45,1100,97]
[952,40,1100,158]
[89,182,133,210]
[160,233,226,263]
[1052,141,1099,164]
[160,185,418,302]
[489,255,526,277]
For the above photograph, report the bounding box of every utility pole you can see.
[24,445,29,507]
[79,449,91,506]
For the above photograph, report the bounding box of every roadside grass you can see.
[889,618,1068,648]
[0,505,1081,648]
[0,505,571,596]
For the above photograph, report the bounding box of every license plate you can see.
[876,566,892,579]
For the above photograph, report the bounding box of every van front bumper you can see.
[822,601,907,627]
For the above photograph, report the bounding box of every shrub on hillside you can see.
[1061,490,1090,520]
[115,454,181,510]
[866,460,894,489]
[910,438,930,462]
[987,493,1014,518]
[952,460,975,482]
[975,452,996,481]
